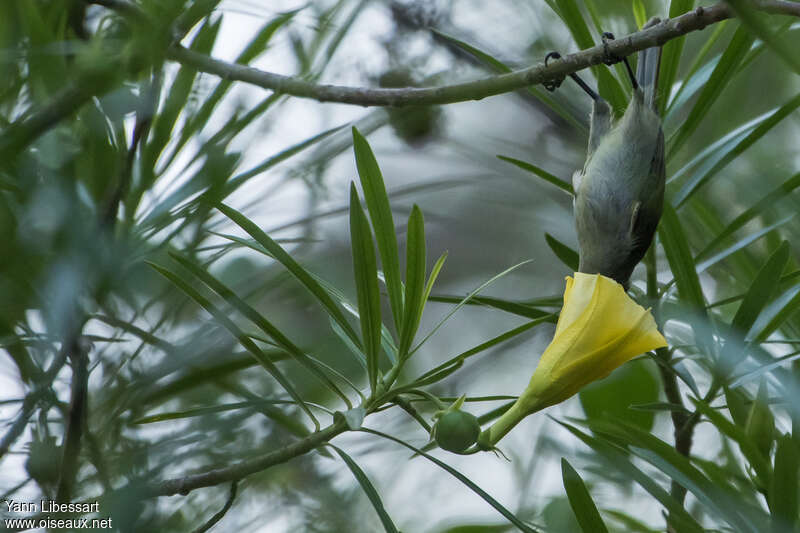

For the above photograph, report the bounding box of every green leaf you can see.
[421,252,448,315]
[225,125,344,196]
[162,10,298,169]
[658,0,695,115]
[551,0,626,111]
[330,317,367,371]
[697,173,800,262]
[579,359,659,433]
[659,204,711,352]
[217,202,362,350]
[589,416,768,532]
[361,428,538,533]
[349,183,382,392]
[147,261,319,429]
[408,261,533,357]
[769,434,799,531]
[668,26,754,157]
[398,205,426,358]
[557,420,705,533]
[132,399,323,425]
[632,0,647,29]
[729,349,800,389]
[674,93,800,207]
[497,155,573,195]
[665,49,722,120]
[669,109,765,188]
[329,445,399,533]
[561,459,609,533]
[696,215,794,275]
[723,241,789,362]
[143,16,221,176]
[430,30,585,132]
[168,252,353,407]
[725,0,800,74]
[545,233,579,271]
[691,399,772,489]
[724,385,751,428]
[428,294,554,319]
[410,314,555,387]
[749,282,800,344]
[352,127,404,333]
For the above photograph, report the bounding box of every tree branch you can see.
[166,1,800,107]
[0,333,84,461]
[141,420,346,497]
[191,481,238,533]
[56,343,90,502]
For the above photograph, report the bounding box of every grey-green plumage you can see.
[573,19,665,288]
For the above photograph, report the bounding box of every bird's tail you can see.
[636,17,662,112]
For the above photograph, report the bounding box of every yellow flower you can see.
[479,273,667,448]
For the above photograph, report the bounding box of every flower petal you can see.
[482,273,668,445]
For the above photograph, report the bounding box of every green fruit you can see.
[25,436,61,485]
[433,409,480,453]
[378,69,442,146]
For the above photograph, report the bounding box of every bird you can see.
[547,18,665,289]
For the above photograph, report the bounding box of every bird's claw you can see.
[601,31,620,66]
[544,51,565,92]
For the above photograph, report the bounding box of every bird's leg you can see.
[601,32,638,90]
[544,51,600,101]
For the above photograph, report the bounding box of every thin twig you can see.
[141,420,346,497]
[56,341,91,502]
[191,481,238,533]
[165,2,800,107]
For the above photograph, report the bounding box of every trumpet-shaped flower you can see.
[480,273,667,448]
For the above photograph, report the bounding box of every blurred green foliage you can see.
[0,0,799,532]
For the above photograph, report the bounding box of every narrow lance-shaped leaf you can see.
[143,16,221,176]
[398,205,426,359]
[589,416,767,532]
[556,420,706,533]
[497,155,574,196]
[410,315,555,387]
[697,172,800,261]
[749,281,800,344]
[352,127,404,333]
[168,11,298,163]
[668,26,755,157]
[545,233,579,271]
[429,29,586,132]
[769,434,799,530]
[329,445,399,533]
[561,458,609,533]
[420,252,447,317]
[695,215,794,275]
[659,204,712,353]
[632,0,647,28]
[169,252,352,407]
[725,0,800,74]
[360,428,538,533]
[550,0,626,112]
[409,260,533,357]
[225,125,345,196]
[349,184,382,393]
[674,93,800,207]
[690,399,772,493]
[719,241,789,373]
[217,202,362,350]
[658,0,694,115]
[147,262,319,429]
